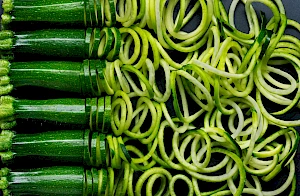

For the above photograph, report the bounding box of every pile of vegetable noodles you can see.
[0,0,299,195]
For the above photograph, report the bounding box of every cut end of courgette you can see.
[102,95,111,134]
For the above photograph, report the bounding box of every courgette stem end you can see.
[0,59,13,96]
[2,0,13,13]
[0,38,13,51]
[0,96,15,125]
[1,14,12,25]
[0,177,8,190]
[0,130,13,151]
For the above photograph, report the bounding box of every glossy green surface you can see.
[13,0,85,25]
[12,130,86,163]
[10,61,82,93]
[13,98,88,126]
[8,166,84,196]
[9,60,107,97]
[80,60,102,97]
[13,29,86,59]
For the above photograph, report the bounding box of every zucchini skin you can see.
[12,0,85,26]
[2,0,103,29]
[10,96,110,131]
[4,129,107,167]
[10,61,83,94]
[6,166,110,196]
[8,60,107,97]
[0,28,121,61]
[12,0,85,24]
[13,98,88,126]
[11,130,86,164]
[13,29,87,60]
[8,166,84,196]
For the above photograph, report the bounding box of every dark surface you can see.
[0,0,300,195]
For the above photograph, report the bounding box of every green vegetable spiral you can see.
[0,0,300,195]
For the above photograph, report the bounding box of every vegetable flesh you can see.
[0,0,300,195]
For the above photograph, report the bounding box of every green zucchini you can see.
[90,28,102,58]
[0,59,114,97]
[91,167,99,195]
[106,27,121,61]
[0,29,87,60]
[9,130,87,165]
[1,0,103,30]
[97,27,114,59]
[102,96,111,133]
[0,96,111,130]
[0,28,121,61]
[14,98,89,127]
[7,166,85,196]
[9,61,83,94]
[0,0,298,195]
[104,0,116,27]
[0,166,117,196]
[0,129,111,167]
[96,97,106,131]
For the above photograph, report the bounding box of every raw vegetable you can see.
[0,29,87,60]
[0,59,103,97]
[0,58,167,100]
[0,95,111,131]
[0,129,112,168]
[1,0,102,29]
[2,166,85,196]
[0,164,136,196]
[1,0,147,29]
[0,27,121,60]
[1,0,300,195]
[0,127,298,195]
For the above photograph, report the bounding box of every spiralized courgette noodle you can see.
[101,0,300,195]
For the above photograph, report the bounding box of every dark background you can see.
[0,0,300,195]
